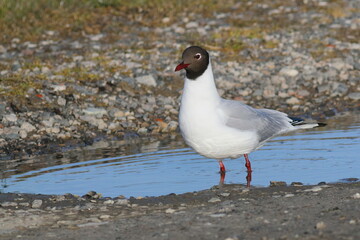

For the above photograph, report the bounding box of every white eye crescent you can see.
[194,53,201,60]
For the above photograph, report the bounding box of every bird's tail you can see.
[289,116,327,129]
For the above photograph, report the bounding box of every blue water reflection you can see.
[1,115,359,197]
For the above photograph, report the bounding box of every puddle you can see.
[1,114,359,197]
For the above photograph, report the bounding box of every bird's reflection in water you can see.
[218,169,252,187]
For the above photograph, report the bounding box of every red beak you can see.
[175,62,190,71]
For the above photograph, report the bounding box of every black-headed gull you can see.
[175,46,325,186]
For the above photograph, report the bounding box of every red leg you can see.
[219,171,225,185]
[218,160,226,173]
[246,171,252,188]
[244,154,252,172]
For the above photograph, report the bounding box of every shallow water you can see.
[1,114,359,197]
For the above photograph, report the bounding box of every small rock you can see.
[82,107,107,116]
[55,195,66,201]
[351,193,360,199]
[83,191,102,199]
[286,97,300,105]
[263,85,276,98]
[104,200,114,205]
[210,213,226,218]
[99,215,111,220]
[1,202,18,207]
[0,44,6,53]
[349,219,356,224]
[185,21,199,28]
[115,199,129,205]
[46,127,60,134]
[19,130,27,138]
[224,237,239,240]
[348,92,360,100]
[50,84,66,92]
[162,17,170,23]
[304,186,324,192]
[297,89,310,97]
[317,84,330,93]
[270,181,287,187]
[208,197,221,203]
[290,182,303,186]
[137,127,148,134]
[135,75,157,87]
[220,193,231,197]
[174,27,185,34]
[166,121,178,132]
[42,118,54,127]
[279,68,299,77]
[112,110,125,118]
[57,97,66,106]
[20,122,36,132]
[315,221,326,230]
[284,193,295,198]
[32,199,43,208]
[165,208,176,214]
[331,82,348,96]
[88,34,104,41]
[81,61,96,68]
[77,222,108,228]
[3,114,17,122]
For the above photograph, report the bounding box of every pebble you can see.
[209,213,226,218]
[220,193,231,197]
[279,68,299,77]
[104,200,115,205]
[304,186,324,192]
[315,221,327,230]
[115,199,129,205]
[50,84,67,92]
[270,181,287,187]
[82,108,107,116]
[135,75,157,87]
[208,197,221,203]
[3,114,18,123]
[20,122,36,132]
[165,208,176,214]
[31,199,43,208]
[1,202,18,207]
[185,21,199,28]
[77,222,108,228]
[290,182,303,186]
[286,97,300,105]
[351,193,360,199]
[284,193,295,198]
[99,214,111,220]
[348,92,360,100]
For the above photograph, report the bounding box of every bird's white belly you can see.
[180,115,259,159]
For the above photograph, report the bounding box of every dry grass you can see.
[0,0,233,43]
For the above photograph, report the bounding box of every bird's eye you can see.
[194,53,201,59]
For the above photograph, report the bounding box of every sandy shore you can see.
[0,181,359,239]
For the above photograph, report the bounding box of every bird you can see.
[175,46,325,186]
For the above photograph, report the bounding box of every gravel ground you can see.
[0,182,359,239]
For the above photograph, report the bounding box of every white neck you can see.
[181,61,221,104]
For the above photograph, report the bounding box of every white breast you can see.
[179,63,259,159]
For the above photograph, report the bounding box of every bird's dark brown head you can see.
[175,46,209,80]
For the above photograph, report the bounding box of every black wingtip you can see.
[289,116,304,126]
[317,123,327,127]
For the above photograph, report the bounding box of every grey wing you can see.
[219,99,294,143]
